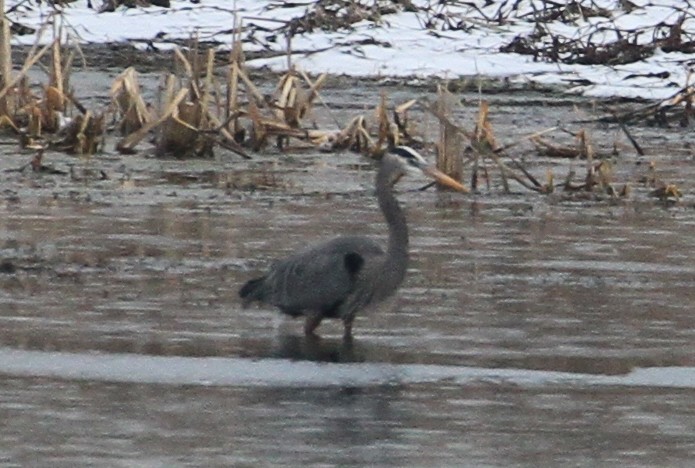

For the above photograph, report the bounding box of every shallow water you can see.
[1,80,695,465]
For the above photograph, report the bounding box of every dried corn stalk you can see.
[394,99,416,142]
[111,67,152,135]
[0,0,12,118]
[472,100,498,152]
[116,84,189,154]
[155,73,212,158]
[0,41,53,130]
[274,70,327,129]
[52,111,104,155]
[435,86,463,185]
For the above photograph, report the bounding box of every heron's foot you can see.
[304,314,323,336]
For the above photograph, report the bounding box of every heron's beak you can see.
[421,165,469,193]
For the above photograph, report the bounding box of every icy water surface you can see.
[1,155,694,466]
[1,84,695,465]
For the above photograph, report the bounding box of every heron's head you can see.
[384,146,468,192]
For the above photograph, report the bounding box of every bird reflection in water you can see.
[269,334,365,363]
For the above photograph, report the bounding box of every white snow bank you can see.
[7,0,695,99]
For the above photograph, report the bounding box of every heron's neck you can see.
[376,166,408,289]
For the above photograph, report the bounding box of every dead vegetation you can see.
[0,0,686,203]
[419,90,647,200]
[0,2,105,157]
[260,0,695,129]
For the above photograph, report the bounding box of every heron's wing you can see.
[264,236,384,312]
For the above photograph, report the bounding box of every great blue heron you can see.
[239,146,467,339]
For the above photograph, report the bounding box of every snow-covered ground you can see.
[7,0,695,100]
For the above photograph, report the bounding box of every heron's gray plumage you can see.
[239,146,465,338]
[241,236,384,316]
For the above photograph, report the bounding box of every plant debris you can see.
[0,0,687,205]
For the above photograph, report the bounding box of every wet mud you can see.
[1,63,695,466]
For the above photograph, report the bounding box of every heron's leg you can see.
[304,313,323,336]
[342,316,353,340]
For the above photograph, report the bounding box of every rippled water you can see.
[1,83,695,465]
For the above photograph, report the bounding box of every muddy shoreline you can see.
[15,42,598,95]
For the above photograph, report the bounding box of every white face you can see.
[383,145,467,192]
[388,146,429,175]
